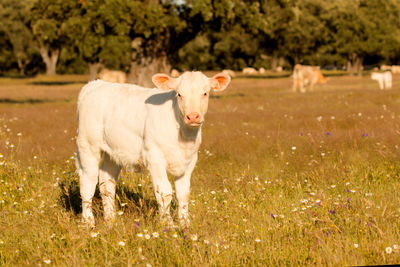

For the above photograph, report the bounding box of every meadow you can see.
[0,72,400,266]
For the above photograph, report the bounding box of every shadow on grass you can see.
[58,177,158,219]
[0,98,71,104]
[29,81,83,86]
[210,93,245,99]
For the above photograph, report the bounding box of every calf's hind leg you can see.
[77,144,101,226]
[99,153,121,223]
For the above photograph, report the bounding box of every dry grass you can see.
[0,73,400,265]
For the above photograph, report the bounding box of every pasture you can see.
[0,73,400,265]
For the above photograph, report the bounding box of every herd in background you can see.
[97,64,397,92]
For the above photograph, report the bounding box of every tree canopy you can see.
[1,0,400,77]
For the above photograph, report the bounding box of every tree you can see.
[65,0,131,80]
[126,1,187,86]
[326,0,400,75]
[0,0,35,75]
[177,0,268,70]
[28,0,75,75]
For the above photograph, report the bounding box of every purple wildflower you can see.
[329,210,335,214]
[326,132,331,136]
[362,133,368,137]
[271,213,275,219]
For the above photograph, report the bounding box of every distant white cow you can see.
[222,69,236,78]
[170,69,180,78]
[258,67,266,74]
[371,71,392,90]
[99,69,127,83]
[76,71,231,227]
[391,65,400,74]
[242,67,257,75]
[380,65,391,71]
[292,64,326,93]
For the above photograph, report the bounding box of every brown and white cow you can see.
[292,64,326,93]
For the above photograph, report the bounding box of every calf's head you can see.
[152,71,231,127]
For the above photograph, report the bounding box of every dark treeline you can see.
[1,0,400,81]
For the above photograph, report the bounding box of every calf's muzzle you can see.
[185,112,202,125]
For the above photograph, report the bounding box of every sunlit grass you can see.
[0,74,400,265]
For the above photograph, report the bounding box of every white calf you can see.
[76,71,230,227]
[371,71,392,90]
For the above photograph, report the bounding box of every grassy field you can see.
[0,73,400,266]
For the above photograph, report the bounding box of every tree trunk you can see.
[16,57,25,76]
[355,57,363,77]
[39,46,59,75]
[271,55,278,71]
[88,63,103,81]
[128,37,171,87]
[278,57,285,68]
[347,53,362,76]
[346,60,353,75]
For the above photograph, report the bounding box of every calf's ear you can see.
[152,74,176,90]
[210,73,231,91]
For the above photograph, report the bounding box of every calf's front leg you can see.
[147,163,174,226]
[174,156,196,228]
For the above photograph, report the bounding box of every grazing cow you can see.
[99,69,127,83]
[371,71,392,90]
[222,69,236,78]
[76,71,231,227]
[258,67,266,74]
[292,64,326,93]
[276,66,283,72]
[242,67,257,75]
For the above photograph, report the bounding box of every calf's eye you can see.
[177,93,182,98]
[203,92,207,96]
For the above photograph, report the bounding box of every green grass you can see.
[1,74,400,265]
